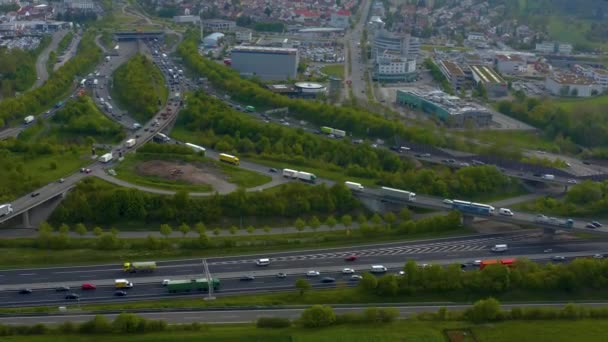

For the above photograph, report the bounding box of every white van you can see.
[541,174,555,180]
[491,244,508,252]
[370,265,387,273]
[256,258,270,266]
[498,208,514,216]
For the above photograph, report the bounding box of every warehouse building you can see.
[545,72,601,98]
[469,64,508,98]
[439,60,466,89]
[231,46,299,81]
[396,88,493,127]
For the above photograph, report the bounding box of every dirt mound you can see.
[135,160,236,193]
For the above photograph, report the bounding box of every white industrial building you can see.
[545,72,602,97]
[330,10,350,28]
[173,15,200,24]
[202,19,236,32]
[535,42,573,55]
[235,29,252,43]
[203,32,224,48]
[64,0,94,10]
[495,54,526,75]
[231,46,299,81]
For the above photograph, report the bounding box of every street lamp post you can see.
[202,259,215,300]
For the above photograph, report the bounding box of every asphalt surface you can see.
[4,302,608,324]
[346,0,371,102]
[31,30,69,90]
[0,232,607,306]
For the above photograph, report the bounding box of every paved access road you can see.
[345,0,371,102]
[0,232,607,307]
[31,30,69,90]
[3,302,608,324]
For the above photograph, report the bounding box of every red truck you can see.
[479,258,517,270]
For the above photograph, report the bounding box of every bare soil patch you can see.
[135,160,236,193]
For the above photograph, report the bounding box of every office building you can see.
[495,54,526,75]
[231,46,299,81]
[202,19,236,32]
[330,10,351,28]
[439,60,466,89]
[372,29,420,60]
[235,29,252,43]
[373,51,417,82]
[396,88,493,127]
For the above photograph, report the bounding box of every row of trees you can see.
[177,30,447,147]
[525,179,608,216]
[50,178,360,225]
[497,95,608,148]
[0,30,102,127]
[112,54,167,122]
[355,257,608,297]
[178,92,513,197]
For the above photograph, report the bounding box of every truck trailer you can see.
[282,168,299,178]
[0,204,13,217]
[379,186,416,202]
[123,261,157,273]
[125,138,136,148]
[24,115,35,125]
[535,215,574,228]
[167,278,220,293]
[452,200,495,216]
[115,279,133,289]
[345,181,364,191]
[185,142,205,155]
[99,153,113,163]
[297,171,317,183]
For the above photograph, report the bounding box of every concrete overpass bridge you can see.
[114,31,164,41]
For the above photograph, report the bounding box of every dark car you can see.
[586,223,597,229]
[269,168,278,173]
[114,290,128,297]
[344,255,358,262]
[321,277,336,283]
[240,275,255,281]
[592,221,603,228]
[55,286,70,292]
[65,293,80,300]
[19,288,33,294]
[30,192,40,197]
[276,272,287,278]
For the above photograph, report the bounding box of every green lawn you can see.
[555,94,608,112]
[113,152,271,192]
[320,64,345,78]
[4,320,608,341]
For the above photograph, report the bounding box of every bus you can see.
[185,142,206,155]
[245,105,255,112]
[219,153,239,165]
[380,186,416,202]
[451,200,495,216]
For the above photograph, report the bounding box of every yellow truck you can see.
[115,279,133,289]
[219,153,239,165]
[123,261,157,273]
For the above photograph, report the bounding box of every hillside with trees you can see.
[112,54,167,122]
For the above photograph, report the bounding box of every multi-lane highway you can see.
[0,232,606,307]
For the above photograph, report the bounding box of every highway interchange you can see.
[1,3,608,323]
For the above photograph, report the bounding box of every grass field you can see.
[113,152,271,192]
[320,64,345,78]
[4,320,608,341]
[555,94,608,112]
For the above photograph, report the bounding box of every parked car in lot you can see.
[306,270,320,277]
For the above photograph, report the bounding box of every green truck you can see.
[167,278,220,293]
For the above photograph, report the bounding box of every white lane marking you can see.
[19,273,36,276]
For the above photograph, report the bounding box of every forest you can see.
[112,54,167,122]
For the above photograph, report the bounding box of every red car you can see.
[81,283,96,290]
[344,255,358,262]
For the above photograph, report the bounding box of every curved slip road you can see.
[31,30,69,90]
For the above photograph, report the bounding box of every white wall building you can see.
[235,29,252,43]
[545,72,598,97]
[495,54,526,75]
[558,43,573,55]
[202,19,236,32]
[535,42,556,54]
[330,10,350,28]
[64,0,94,10]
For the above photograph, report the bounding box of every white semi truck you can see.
[99,153,113,163]
[125,138,136,148]
[0,204,13,217]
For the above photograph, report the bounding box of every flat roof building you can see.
[202,19,236,32]
[469,64,508,98]
[545,72,601,97]
[439,60,466,89]
[396,88,493,127]
[231,46,299,81]
[495,54,526,75]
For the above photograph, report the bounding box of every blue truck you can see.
[451,200,495,216]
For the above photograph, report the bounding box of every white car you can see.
[342,268,355,274]
[161,279,170,286]
[567,179,577,184]
[443,199,453,205]
[473,260,482,266]
[306,270,320,277]
[593,254,604,259]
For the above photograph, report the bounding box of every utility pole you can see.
[202,259,215,300]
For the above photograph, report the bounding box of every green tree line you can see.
[50,178,360,225]
[524,179,608,217]
[0,30,102,127]
[357,257,608,298]
[177,30,447,147]
[178,92,513,197]
[112,54,167,123]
